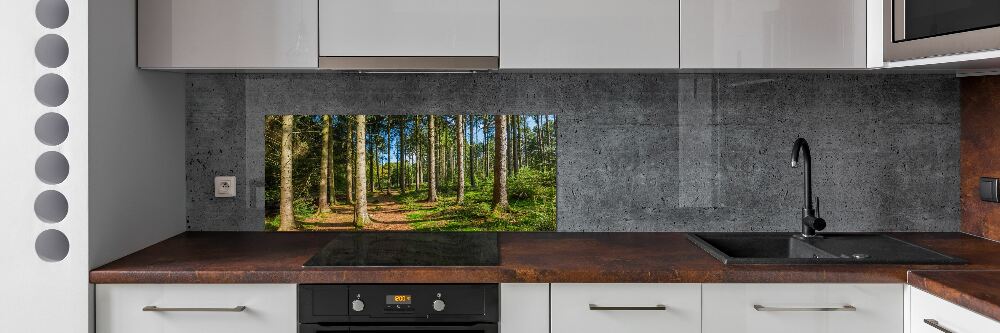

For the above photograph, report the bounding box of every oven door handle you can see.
[349,324,497,332]
[300,323,497,333]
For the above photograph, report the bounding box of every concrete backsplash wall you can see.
[186,73,960,232]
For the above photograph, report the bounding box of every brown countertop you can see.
[90,232,1000,284]
[908,270,1000,322]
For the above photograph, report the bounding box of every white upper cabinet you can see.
[319,0,499,57]
[681,0,877,69]
[500,0,680,69]
[133,0,883,70]
[138,0,318,69]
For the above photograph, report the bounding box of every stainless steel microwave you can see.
[885,0,1000,62]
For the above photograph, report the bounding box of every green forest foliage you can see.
[400,168,556,231]
[263,114,557,232]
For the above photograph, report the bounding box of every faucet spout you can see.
[791,138,813,212]
[791,138,825,237]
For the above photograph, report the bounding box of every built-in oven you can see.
[885,0,1000,61]
[299,284,499,333]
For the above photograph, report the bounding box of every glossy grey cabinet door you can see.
[680,0,875,69]
[501,0,680,69]
[319,0,499,57]
[138,0,318,69]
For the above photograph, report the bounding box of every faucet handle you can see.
[815,196,820,218]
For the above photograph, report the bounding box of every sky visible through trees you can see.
[264,115,556,232]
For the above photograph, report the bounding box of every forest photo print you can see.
[264,115,556,232]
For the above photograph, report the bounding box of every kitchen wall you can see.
[960,76,1000,241]
[186,73,960,232]
[89,0,186,268]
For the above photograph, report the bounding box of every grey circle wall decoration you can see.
[34,0,73,265]
[34,73,69,107]
[35,112,69,145]
[34,190,68,223]
[35,229,70,262]
[36,0,69,29]
[35,151,69,184]
[35,34,69,68]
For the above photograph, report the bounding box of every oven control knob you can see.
[351,299,365,312]
[432,299,446,312]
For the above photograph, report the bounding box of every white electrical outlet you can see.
[215,176,236,198]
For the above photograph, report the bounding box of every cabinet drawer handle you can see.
[142,306,247,312]
[589,304,667,311]
[923,319,954,333]
[753,305,856,312]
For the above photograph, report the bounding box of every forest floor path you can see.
[300,190,435,231]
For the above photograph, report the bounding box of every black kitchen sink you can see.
[687,233,965,265]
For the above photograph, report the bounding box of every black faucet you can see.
[791,138,826,237]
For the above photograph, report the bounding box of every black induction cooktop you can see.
[303,232,500,267]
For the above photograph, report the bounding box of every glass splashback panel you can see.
[264,114,556,232]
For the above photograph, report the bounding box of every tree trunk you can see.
[468,115,476,188]
[544,115,555,169]
[535,115,542,170]
[515,115,521,174]
[506,116,511,175]
[456,115,465,204]
[385,127,391,192]
[416,117,422,192]
[521,116,531,167]
[427,116,438,202]
[507,116,514,176]
[551,115,556,168]
[442,122,449,188]
[526,116,532,167]
[445,125,452,187]
[399,121,405,194]
[549,115,554,150]
[443,125,448,188]
[368,131,375,193]
[318,115,331,213]
[522,116,528,169]
[508,116,514,175]
[330,121,338,205]
[492,115,509,211]
[347,121,354,204]
[483,116,490,180]
[376,130,382,192]
[278,115,296,231]
[450,124,456,186]
[374,128,380,192]
[353,115,370,228]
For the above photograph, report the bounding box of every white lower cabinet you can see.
[910,287,1000,333]
[96,282,1000,333]
[500,283,549,333]
[702,284,904,333]
[95,284,296,333]
[551,283,701,333]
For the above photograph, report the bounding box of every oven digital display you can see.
[386,295,412,305]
